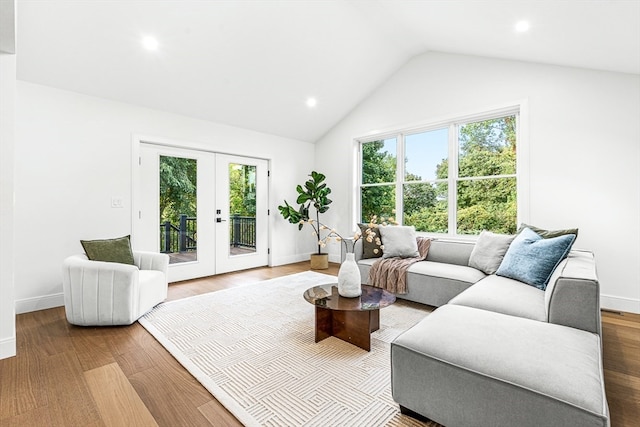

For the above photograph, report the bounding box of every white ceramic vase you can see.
[338,253,362,298]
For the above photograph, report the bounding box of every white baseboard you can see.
[15,292,64,314]
[601,294,640,314]
[270,253,312,267]
[0,336,16,360]
[273,253,342,266]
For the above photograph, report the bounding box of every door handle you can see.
[216,218,227,223]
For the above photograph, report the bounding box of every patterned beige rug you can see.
[139,271,435,426]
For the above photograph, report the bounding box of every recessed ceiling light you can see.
[515,21,530,33]
[142,36,159,51]
[306,97,317,108]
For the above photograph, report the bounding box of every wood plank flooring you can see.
[1,262,638,426]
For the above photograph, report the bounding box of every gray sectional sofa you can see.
[346,238,609,427]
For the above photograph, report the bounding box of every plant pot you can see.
[310,253,329,270]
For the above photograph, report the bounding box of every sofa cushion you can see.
[408,261,486,284]
[405,262,486,306]
[425,240,475,266]
[358,259,485,307]
[391,305,608,427]
[449,275,546,322]
[358,258,485,284]
[496,227,576,290]
[468,230,515,274]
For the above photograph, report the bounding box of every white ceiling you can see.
[15,0,640,142]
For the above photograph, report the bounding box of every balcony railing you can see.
[160,214,256,255]
[230,215,256,249]
[160,215,197,254]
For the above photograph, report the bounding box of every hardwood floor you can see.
[1,262,638,426]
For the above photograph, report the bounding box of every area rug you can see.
[139,271,435,426]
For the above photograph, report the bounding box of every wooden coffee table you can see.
[303,284,396,351]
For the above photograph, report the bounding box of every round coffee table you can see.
[303,283,396,351]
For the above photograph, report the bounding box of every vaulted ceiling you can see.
[15,0,640,142]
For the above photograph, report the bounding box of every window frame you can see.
[356,104,527,239]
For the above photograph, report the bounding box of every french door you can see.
[136,144,269,282]
[215,154,269,274]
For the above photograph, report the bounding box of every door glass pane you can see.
[159,156,197,264]
[229,163,257,256]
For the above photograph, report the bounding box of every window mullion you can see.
[448,124,458,235]
[356,141,363,223]
[396,133,405,224]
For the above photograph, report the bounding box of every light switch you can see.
[111,197,124,208]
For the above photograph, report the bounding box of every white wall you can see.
[0,52,16,359]
[14,81,316,313]
[315,52,640,314]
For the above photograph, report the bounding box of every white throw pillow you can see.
[468,230,515,274]
[378,226,419,258]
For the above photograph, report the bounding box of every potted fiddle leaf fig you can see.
[278,171,333,269]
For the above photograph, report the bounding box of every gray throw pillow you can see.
[378,226,419,258]
[81,235,135,265]
[468,230,515,274]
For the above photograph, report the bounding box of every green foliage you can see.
[159,156,197,225]
[362,141,396,184]
[404,202,449,233]
[361,115,518,235]
[403,182,437,216]
[160,158,259,227]
[455,116,517,234]
[278,171,333,254]
[361,141,396,220]
[229,164,256,217]
[361,185,395,222]
[458,117,516,178]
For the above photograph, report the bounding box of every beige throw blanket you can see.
[368,237,432,294]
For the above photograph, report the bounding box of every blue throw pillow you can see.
[496,227,575,290]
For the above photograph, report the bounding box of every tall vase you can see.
[338,253,362,298]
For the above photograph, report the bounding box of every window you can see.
[359,110,518,236]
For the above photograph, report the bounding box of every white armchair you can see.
[62,250,169,326]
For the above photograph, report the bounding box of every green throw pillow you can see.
[81,235,135,265]
[358,223,383,259]
[518,223,579,239]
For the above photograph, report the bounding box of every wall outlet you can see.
[111,197,124,208]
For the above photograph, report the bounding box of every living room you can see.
[1,1,639,426]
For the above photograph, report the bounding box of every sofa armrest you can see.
[544,250,601,335]
[133,251,169,278]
